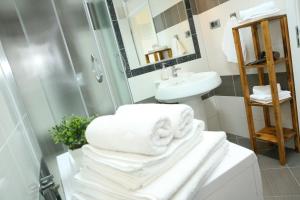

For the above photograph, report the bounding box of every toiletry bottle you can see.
[161,63,169,80]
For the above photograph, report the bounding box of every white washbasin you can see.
[155,71,221,102]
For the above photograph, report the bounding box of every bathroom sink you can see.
[155,71,221,102]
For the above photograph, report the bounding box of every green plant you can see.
[49,115,94,150]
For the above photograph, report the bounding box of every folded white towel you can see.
[222,16,247,63]
[74,142,228,200]
[82,120,204,190]
[172,142,229,200]
[250,90,291,104]
[253,84,281,95]
[116,104,195,139]
[74,131,227,200]
[85,115,172,156]
[239,1,280,21]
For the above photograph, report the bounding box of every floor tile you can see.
[289,167,300,184]
[261,168,300,196]
[286,149,300,167]
[258,155,285,170]
[237,137,274,152]
[226,133,237,144]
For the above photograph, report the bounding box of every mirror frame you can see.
[106,0,201,78]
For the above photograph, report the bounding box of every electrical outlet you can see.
[210,19,221,29]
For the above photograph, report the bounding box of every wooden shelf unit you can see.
[232,15,300,165]
[245,57,287,69]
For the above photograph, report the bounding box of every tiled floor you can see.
[227,133,300,200]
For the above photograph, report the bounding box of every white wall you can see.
[0,67,41,200]
[287,0,300,136]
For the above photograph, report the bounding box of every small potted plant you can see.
[49,115,94,165]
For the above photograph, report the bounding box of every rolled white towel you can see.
[85,115,172,156]
[82,120,205,172]
[116,104,195,138]
[253,84,281,95]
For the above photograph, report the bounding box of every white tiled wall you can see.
[0,69,41,200]
[149,0,181,16]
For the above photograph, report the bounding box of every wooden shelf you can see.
[233,14,286,29]
[232,14,300,165]
[249,97,292,107]
[256,127,296,143]
[245,58,287,69]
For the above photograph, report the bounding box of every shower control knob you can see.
[96,73,103,83]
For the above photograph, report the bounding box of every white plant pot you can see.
[68,148,83,170]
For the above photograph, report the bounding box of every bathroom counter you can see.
[57,142,263,200]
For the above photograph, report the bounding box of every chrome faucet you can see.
[171,66,181,77]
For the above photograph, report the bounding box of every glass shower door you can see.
[53,0,132,117]
[84,0,133,108]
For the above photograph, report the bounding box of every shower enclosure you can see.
[0,0,132,199]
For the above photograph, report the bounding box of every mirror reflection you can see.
[113,0,195,69]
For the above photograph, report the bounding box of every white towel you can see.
[239,1,280,21]
[74,142,228,200]
[81,120,204,190]
[250,90,291,104]
[74,131,227,200]
[253,84,281,95]
[172,142,229,200]
[116,104,195,139]
[172,36,187,57]
[85,115,172,156]
[222,16,247,63]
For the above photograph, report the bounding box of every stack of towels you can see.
[72,104,229,200]
[250,84,291,104]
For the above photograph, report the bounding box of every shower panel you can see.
[0,0,88,159]
[52,0,133,116]
[0,0,133,198]
[83,0,133,107]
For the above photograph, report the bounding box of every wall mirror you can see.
[108,0,201,76]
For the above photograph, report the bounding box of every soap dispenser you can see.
[161,63,169,80]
